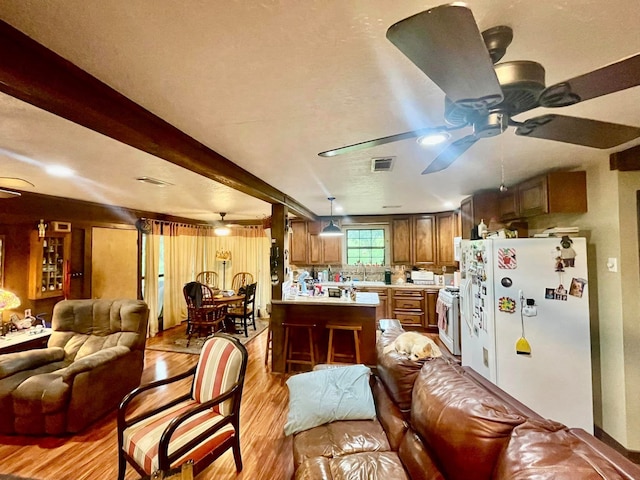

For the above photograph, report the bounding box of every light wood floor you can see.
[0,327,293,480]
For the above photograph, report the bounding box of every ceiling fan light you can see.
[214,225,231,236]
[417,131,450,146]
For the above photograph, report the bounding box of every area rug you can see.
[146,318,269,355]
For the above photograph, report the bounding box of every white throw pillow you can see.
[284,364,376,436]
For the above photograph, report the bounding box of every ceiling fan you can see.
[318,3,640,174]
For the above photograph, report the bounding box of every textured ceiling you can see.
[0,0,639,221]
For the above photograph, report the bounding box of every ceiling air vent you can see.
[371,157,395,173]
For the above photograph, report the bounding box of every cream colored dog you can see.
[383,331,442,360]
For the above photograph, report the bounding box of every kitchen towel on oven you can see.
[436,297,449,330]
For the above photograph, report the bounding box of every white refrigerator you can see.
[459,237,593,432]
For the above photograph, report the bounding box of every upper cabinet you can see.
[290,220,342,266]
[463,171,587,231]
[391,212,457,267]
[289,221,308,265]
[460,191,498,239]
[28,231,71,300]
[413,215,436,265]
[517,171,587,217]
[392,217,412,264]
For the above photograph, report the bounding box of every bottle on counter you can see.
[478,219,487,239]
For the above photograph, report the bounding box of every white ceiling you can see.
[0,0,639,222]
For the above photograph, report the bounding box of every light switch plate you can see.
[607,258,618,272]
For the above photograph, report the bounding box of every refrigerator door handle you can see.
[461,277,473,334]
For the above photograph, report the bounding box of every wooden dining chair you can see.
[231,272,254,293]
[226,282,257,337]
[195,271,219,289]
[183,282,226,346]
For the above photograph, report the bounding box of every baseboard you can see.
[594,425,640,464]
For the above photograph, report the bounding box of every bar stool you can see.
[326,323,362,364]
[282,322,317,383]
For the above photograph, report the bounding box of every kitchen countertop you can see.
[317,281,445,290]
[271,291,379,306]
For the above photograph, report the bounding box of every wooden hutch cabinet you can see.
[28,231,71,300]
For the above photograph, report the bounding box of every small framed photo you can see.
[545,288,555,300]
[569,278,587,298]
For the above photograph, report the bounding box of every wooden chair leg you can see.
[354,330,361,364]
[264,324,272,367]
[308,327,316,368]
[327,328,334,364]
[281,327,290,385]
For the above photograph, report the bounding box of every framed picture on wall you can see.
[0,235,4,287]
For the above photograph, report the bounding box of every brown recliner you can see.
[0,298,149,435]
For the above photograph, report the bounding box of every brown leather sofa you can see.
[0,298,149,435]
[292,326,640,479]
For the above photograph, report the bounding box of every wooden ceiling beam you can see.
[0,20,316,221]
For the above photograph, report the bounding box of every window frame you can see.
[341,224,390,266]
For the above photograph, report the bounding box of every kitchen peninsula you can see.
[270,292,379,373]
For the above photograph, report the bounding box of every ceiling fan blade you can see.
[387,4,503,111]
[515,114,640,148]
[318,126,448,157]
[422,135,479,174]
[0,188,21,198]
[539,53,640,107]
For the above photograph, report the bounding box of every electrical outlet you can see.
[606,258,618,272]
[24,309,31,318]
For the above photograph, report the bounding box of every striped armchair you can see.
[117,333,248,479]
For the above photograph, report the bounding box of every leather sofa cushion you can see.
[376,328,429,411]
[398,429,445,480]
[372,376,407,450]
[295,452,409,480]
[494,419,633,479]
[293,419,391,469]
[411,358,526,480]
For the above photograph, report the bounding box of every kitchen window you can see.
[345,227,387,265]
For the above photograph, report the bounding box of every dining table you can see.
[203,293,246,333]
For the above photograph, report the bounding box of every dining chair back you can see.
[117,333,248,479]
[195,271,219,289]
[183,282,225,345]
[231,272,254,293]
[226,282,257,337]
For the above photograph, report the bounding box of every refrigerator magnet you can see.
[498,296,517,313]
[501,277,513,287]
[498,248,517,269]
[560,236,577,267]
[569,277,587,298]
[554,284,568,301]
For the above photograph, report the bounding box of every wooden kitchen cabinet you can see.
[292,220,342,266]
[391,217,412,264]
[413,215,436,265]
[28,231,70,300]
[359,286,390,322]
[289,220,308,265]
[435,212,456,267]
[518,171,587,217]
[392,288,425,328]
[498,189,519,220]
[425,290,439,332]
[460,191,498,239]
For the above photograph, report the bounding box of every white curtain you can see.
[154,223,271,331]
[143,223,161,337]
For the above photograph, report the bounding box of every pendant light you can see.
[319,197,343,237]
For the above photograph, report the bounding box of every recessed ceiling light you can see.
[443,201,454,208]
[416,131,450,146]
[136,176,174,187]
[334,205,344,213]
[45,165,74,177]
